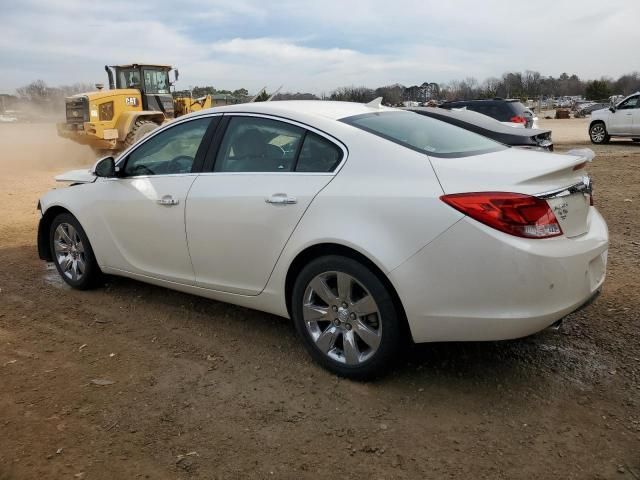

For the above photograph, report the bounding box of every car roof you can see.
[188,100,397,122]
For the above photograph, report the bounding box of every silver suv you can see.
[589,92,640,144]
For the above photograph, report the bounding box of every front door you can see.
[95,116,213,284]
[186,115,345,295]
[609,95,639,135]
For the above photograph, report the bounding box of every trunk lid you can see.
[429,148,592,238]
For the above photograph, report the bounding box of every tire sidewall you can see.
[291,255,401,379]
[133,121,158,143]
[590,122,608,144]
[49,213,100,290]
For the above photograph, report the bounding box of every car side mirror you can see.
[93,156,116,177]
[609,106,616,113]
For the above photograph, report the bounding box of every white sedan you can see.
[38,100,608,379]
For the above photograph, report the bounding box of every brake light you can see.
[441,192,563,239]
[510,115,527,124]
[572,161,587,171]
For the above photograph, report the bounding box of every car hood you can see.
[55,169,97,184]
[590,108,609,118]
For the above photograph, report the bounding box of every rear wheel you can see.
[49,213,101,290]
[291,255,402,379]
[589,122,609,144]
[124,119,158,148]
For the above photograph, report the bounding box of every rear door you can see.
[185,114,345,295]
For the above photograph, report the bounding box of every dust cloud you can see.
[0,122,95,176]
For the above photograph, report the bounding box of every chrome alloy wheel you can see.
[590,124,606,143]
[303,271,382,365]
[53,223,86,281]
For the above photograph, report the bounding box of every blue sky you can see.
[1,0,638,94]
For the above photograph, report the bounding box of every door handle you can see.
[157,195,179,206]
[265,193,297,205]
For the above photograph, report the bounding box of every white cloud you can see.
[1,0,639,94]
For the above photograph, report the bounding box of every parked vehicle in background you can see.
[37,101,607,379]
[589,92,640,144]
[439,99,536,128]
[575,102,609,118]
[406,107,553,150]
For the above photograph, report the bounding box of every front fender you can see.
[38,186,102,265]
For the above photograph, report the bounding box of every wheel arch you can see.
[37,205,75,261]
[589,118,606,130]
[284,242,411,340]
[115,111,165,140]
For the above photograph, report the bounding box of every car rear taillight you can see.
[510,115,527,124]
[441,192,563,239]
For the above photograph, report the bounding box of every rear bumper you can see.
[390,208,608,343]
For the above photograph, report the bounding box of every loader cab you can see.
[107,64,176,118]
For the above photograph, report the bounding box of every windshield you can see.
[116,68,141,89]
[342,111,506,158]
[143,69,170,94]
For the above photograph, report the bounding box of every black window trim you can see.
[340,111,505,159]
[201,113,347,175]
[115,114,222,178]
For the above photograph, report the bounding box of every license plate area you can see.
[545,192,589,237]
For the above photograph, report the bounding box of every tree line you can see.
[328,71,640,105]
[6,70,640,114]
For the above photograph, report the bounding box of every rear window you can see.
[444,101,527,122]
[342,111,506,158]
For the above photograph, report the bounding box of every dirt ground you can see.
[538,117,591,144]
[0,122,639,479]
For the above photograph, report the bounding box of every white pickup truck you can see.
[589,92,640,144]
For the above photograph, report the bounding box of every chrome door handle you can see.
[157,195,179,206]
[265,193,297,205]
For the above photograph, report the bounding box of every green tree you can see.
[585,80,611,100]
[253,90,270,102]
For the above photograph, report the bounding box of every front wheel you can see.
[124,119,159,148]
[49,213,101,289]
[589,122,610,144]
[291,255,402,379]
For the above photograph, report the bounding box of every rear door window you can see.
[214,116,304,172]
[295,133,343,172]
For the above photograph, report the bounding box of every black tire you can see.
[291,255,402,380]
[124,119,158,148]
[589,121,610,144]
[49,213,101,290]
[632,138,640,142]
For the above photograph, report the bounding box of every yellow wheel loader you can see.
[57,64,211,154]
